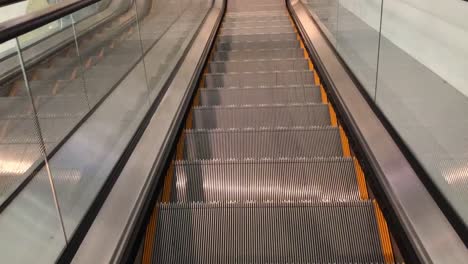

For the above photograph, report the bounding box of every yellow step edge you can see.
[328,104,338,127]
[353,157,369,200]
[373,200,396,264]
[142,202,158,264]
[339,125,351,157]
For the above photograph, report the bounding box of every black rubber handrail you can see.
[0,0,100,44]
[0,0,25,8]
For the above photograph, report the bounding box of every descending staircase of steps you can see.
[144,0,397,263]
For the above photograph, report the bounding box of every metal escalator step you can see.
[183,127,343,160]
[212,48,304,61]
[219,26,294,35]
[192,103,330,129]
[90,54,139,66]
[204,71,315,88]
[209,58,308,73]
[173,158,360,202]
[12,80,60,96]
[199,86,322,105]
[84,65,130,79]
[153,201,385,263]
[218,32,297,43]
[34,95,89,118]
[0,117,79,143]
[222,20,291,29]
[223,15,289,23]
[225,11,286,18]
[48,57,82,67]
[227,4,285,12]
[0,97,33,119]
[217,39,300,51]
[33,67,77,81]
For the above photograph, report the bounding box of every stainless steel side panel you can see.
[288,0,467,263]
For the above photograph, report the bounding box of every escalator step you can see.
[209,58,308,73]
[219,26,295,35]
[204,70,315,88]
[213,48,304,61]
[192,103,330,129]
[183,127,343,160]
[0,97,33,119]
[218,32,297,43]
[216,39,300,51]
[199,85,322,105]
[222,20,291,29]
[33,67,76,81]
[172,158,360,202]
[0,117,79,144]
[223,14,288,23]
[153,201,385,263]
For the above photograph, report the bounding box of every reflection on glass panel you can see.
[0,39,66,263]
[137,0,212,95]
[376,0,468,226]
[49,0,150,237]
[302,0,339,45]
[0,0,213,261]
[336,0,382,97]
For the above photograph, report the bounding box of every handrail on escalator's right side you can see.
[0,0,25,8]
[0,0,101,44]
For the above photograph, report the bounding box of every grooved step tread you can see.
[183,127,343,160]
[218,32,297,43]
[213,48,304,61]
[204,70,316,88]
[173,158,361,202]
[153,201,386,263]
[192,103,330,129]
[199,85,322,105]
[217,39,300,51]
[209,58,309,73]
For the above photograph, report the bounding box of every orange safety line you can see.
[339,126,351,157]
[8,81,19,96]
[319,84,328,103]
[141,202,158,264]
[328,104,338,127]
[373,200,396,264]
[51,81,60,95]
[353,157,369,200]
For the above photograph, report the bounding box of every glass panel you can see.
[0,0,213,261]
[376,0,468,226]
[302,0,340,46]
[336,0,382,97]
[137,0,212,96]
[48,0,151,238]
[0,38,66,263]
[0,0,101,61]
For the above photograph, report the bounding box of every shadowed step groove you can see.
[172,158,361,202]
[192,103,330,128]
[183,127,343,160]
[213,48,304,61]
[218,32,297,42]
[199,85,322,105]
[209,58,308,73]
[153,201,386,263]
[204,70,315,88]
[216,39,300,51]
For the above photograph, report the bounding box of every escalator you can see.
[0,4,143,200]
[140,0,397,262]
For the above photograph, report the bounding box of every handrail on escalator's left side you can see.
[0,0,101,44]
[0,0,25,8]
